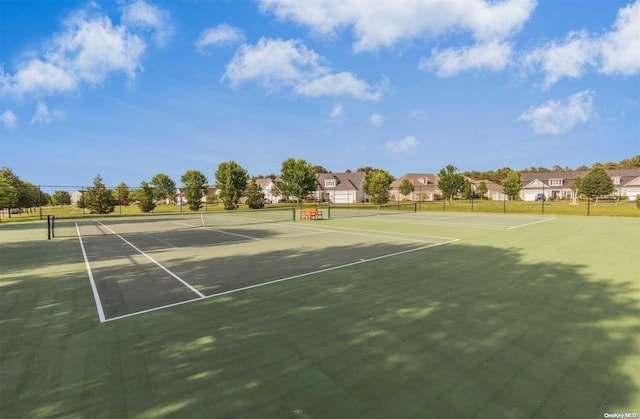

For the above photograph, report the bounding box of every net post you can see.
[52,216,55,238]
[292,207,296,222]
[328,204,332,219]
[414,202,417,213]
[47,215,51,240]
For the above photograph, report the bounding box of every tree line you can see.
[2,155,638,215]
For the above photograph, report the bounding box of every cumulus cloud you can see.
[260,0,535,52]
[121,0,173,46]
[420,40,513,77]
[385,135,418,153]
[223,38,381,100]
[519,90,595,135]
[370,113,383,126]
[260,0,535,75]
[195,24,245,53]
[1,110,17,131]
[31,102,53,125]
[0,12,145,97]
[523,1,640,86]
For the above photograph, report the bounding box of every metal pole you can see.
[542,183,545,215]
[47,215,51,240]
[38,185,43,220]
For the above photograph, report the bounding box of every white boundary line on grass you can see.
[102,237,460,322]
[98,222,206,298]
[75,223,106,323]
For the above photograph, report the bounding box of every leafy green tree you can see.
[364,169,393,205]
[137,181,156,213]
[215,161,248,210]
[636,195,640,210]
[84,175,117,214]
[502,170,522,200]
[0,167,31,209]
[181,170,208,211]
[51,190,72,205]
[151,173,177,204]
[245,179,266,209]
[477,181,488,200]
[579,166,614,204]
[113,182,130,205]
[570,176,582,204]
[0,179,17,210]
[313,165,329,173]
[399,179,414,199]
[280,158,317,204]
[438,165,465,203]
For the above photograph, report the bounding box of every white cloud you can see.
[522,1,640,86]
[370,113,383,126]
[260,0,534,76]
[420,40,513,77]
[385,135,418,153]
[522,31,597,88]
[1,13,145,97]
[121,0,173,46]
[223,38,381,100]
[195,24,245,53]
[294,72,381,100]
[329,103,344,121]
[1,110,17,131]
[519,90,595,135]
[599,0,640,75]
[31,102,52,125]
[260,0,535,52]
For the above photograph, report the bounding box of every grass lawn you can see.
[1,214,639,418]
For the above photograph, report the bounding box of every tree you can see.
[399,179,414,199]
[438,165,465,203]
[245,179,266,209]
[0,179,17,211]
[0,167,31,209]
[137,181,156,213]
[312,165,330,174]
[113,182,130,206]
[364,169,393,205]
[84,175,117,214]
[569,176,582,204]
[51,190,72,205]
[579,166,614,205]
[215,161,248,210]
[280,158,317,204]
[636,195,640,210]
[462,179,474,199]
[356,166,375,173]
[181,170,208,211]
[151,173,177,204]
[502,170,522,200]
[477,181,488,200]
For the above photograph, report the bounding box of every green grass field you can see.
[1,212,639,418]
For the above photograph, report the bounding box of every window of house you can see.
[324,179,336,188]
[549,178,563,186]
[612,177,621,185]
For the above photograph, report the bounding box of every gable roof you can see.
[316,172,365,191]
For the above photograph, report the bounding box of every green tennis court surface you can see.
[1,213,639,418]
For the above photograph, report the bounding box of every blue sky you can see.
[1,0,638,188]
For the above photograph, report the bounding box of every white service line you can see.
[76,223,106,323]
[507,217,556,229]
[102,237,460,322]
[98,222,205,298]
[172,221,261,241]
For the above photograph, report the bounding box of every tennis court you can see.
[57,209,457,322]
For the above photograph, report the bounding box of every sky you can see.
[1,0,639,188]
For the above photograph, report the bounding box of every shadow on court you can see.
[1,224,639,418]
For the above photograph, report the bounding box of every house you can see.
[520,168,640,201]
[314,172,367,204]
[175,186,217,205]
[390,174,440,201]
[253,177,284,203]
[70,190,84,206]
[471,179,507,201]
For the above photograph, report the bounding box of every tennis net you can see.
[327,203,416,219]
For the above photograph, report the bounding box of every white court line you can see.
[141,232,178,248]
[98,222,205,298]
[102,237,460,322]
[173,220,261,241]
[75,223,106,323]
[507,217,556,230]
